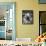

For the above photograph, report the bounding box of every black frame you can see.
[39,0,46,4]
[39,11,46,35]
[22,10,33,24]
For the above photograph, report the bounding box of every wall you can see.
[16,0,39,40]
[0,0,45,40]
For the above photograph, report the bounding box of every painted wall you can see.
[16,0,39,40]
[0,0,46,40]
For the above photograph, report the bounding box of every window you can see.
[39,0,46,4]
[39,11,46,35]
[0,2,16,40]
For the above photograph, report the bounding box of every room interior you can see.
[0,0,46,46]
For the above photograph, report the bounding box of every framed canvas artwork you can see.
[22,10,33,24]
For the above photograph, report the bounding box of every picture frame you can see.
[39,0,46,4]
[22,10,33,24]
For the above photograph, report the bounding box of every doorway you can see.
[0,2,16,40]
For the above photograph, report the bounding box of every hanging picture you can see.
[22,10,33,24]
